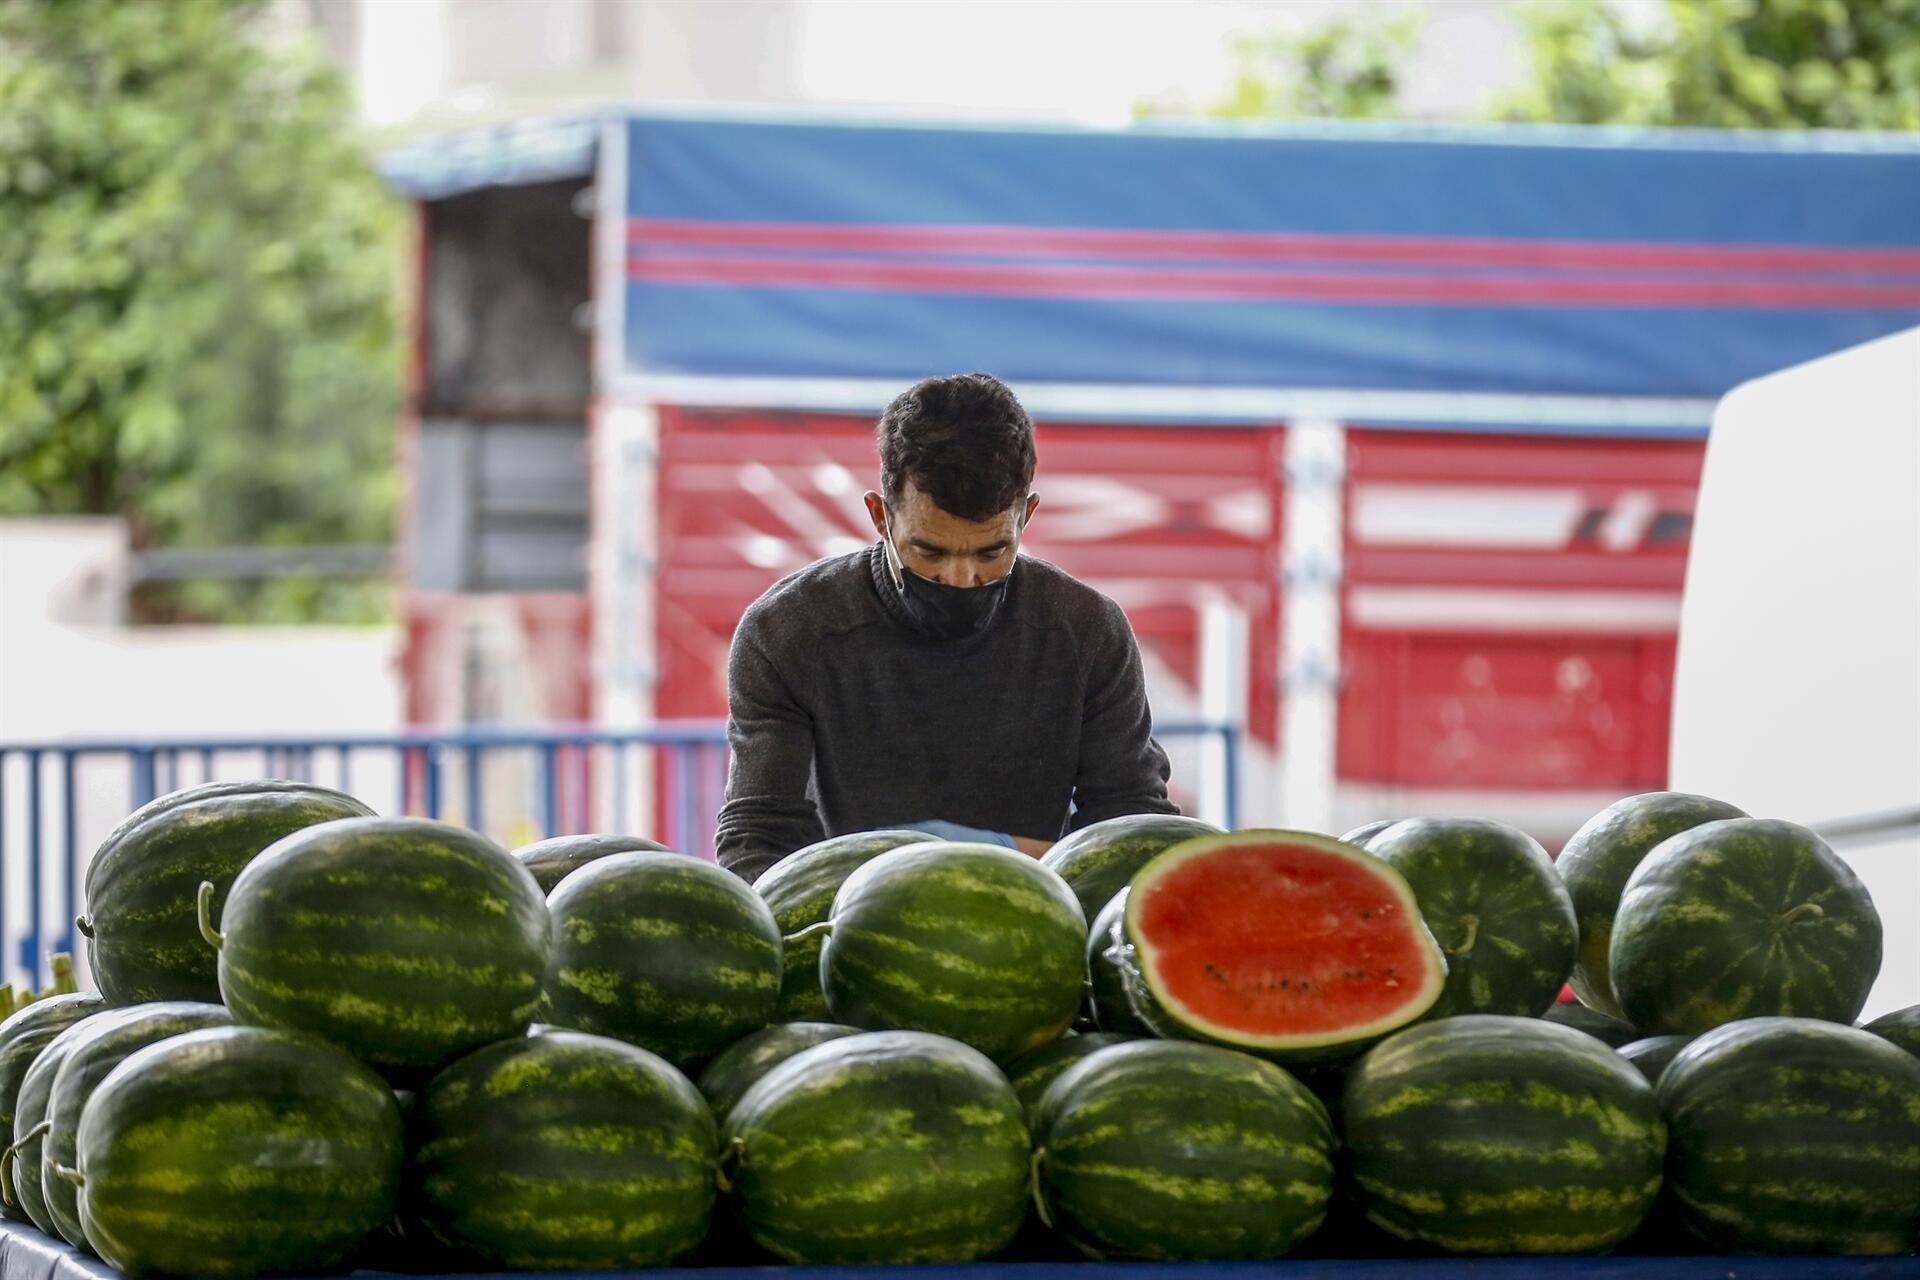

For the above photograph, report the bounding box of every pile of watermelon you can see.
[1,782,1916,1277]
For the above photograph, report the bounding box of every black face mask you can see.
[881,517,1012,642]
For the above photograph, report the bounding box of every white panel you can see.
[1350,484,1584,548]
[1672,325,1920,1017]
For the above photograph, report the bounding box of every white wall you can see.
[0,519,402,991]
[1671,327,1920,1019]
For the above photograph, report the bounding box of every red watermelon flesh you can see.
[1124,831,1447,1054]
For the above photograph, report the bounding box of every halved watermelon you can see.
[1117,831,1446,1062]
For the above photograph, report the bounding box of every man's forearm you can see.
[1011,835,1055,859]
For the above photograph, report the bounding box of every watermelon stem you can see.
[1447,914,1480,958]
[73,915,93,940]
[49,953,75,995]
[51,1164,82,1189]
[0,1143,16,1210]
[196,881,225,950]
[1028,1147,1054,1229]
[782,922,834,946]
[1778,902,1826,928]
[715,1135,746,1193]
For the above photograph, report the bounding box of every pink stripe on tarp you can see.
[627,216,1920,276]
[627,250,1920,309]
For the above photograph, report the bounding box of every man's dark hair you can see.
[877,373,1036,521]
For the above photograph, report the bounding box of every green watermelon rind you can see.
[1556,792,1748,1019]
[1862,1003,1920,1058]
[1342,1015,1667,1255]
[754,831,934,1022]
[1002,1031,1130,1126]
[1118,831,1448,1062]
[11,1013,115,1234]
[720,1030,1029,1265]
[76,1025,403,1280]
[1609,818,1883,1036]
[1539,1000,1641,1048]
[1363,817,1578,1020]
[1032,1039,1335,1261]
[1617,1034,1693,1086]
[214,816,552,1078]
[513,834,673,895]
[1085,889,1153,1037]
[543,851,783,1068]
[43,1001,235,1249]
[822,843,1087,1065]
[406,1029,717,1270]
[0,993,105,1223]
[695,1022,862,1123]
[82,780,374,1006]
[1657,1016,1920,1255]
[1039,814,1223,920]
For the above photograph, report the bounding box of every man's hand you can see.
[906,820,1053,859]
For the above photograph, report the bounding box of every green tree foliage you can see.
[1500,0,1920,129]
[1170,11,1420,120]
[0,0,401,621]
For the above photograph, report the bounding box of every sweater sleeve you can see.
[1068,596,1178,828]
[714,612,826,883]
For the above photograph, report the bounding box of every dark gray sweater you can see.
[715,544,1176,882]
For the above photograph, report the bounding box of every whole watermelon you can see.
[1033,1039,1334,1260]
[753,831,933,1021]
[1040,813,1222,919]
[512,833,672,894]
[207,816,551,1078]
[1556,792,1747,1018]
[1617,1034,1692,1085]
[75,1025,403,1279]
[543,852,782,1068]
[0,993,103,1223]
[820,843,1086,1063]
[44,1001,234,1250]
[1863,1003,1920,1057]
[406,1030,717,1269]
[1540,999,1639,1047]
[80,780,373,1005]
[1003,1031,1129,1125]
[1610,818,1881,1035]
[11,1011,115,1234]
[1338,819,1401,847]
[1085,889,1151,1036]
[1360,818,1577,1019]
[1343,1015,1666,1254]
[695,1022,861,1122]
[1115,831,1447,1065]
[720,1030,1029,1264]
[1659,1016,1920,1254]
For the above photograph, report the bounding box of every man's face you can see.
[863,482,1040,588]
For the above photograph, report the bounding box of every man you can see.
[715,373,1178,883]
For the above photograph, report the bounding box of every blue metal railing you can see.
[0,720,1239,991]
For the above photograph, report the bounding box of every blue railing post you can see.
[674,743,696,856]
[22,749,41,987]
[423,745,444,821]
[129,749,157,809]
[59,751,77,959]
[465,744,484,834]
[537,743,558,838]
[1221,724,1241,832]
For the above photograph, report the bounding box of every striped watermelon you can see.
[0,993,103,1223]
[1085,889,1151,1036]
[1541,999,1639,1047]
[1003,1032,1129,1125]
[1659,1016,1920,1253]
[203,816,551,1078]
[820,842,1085,1063]
[1617,1034,1692,1084]
[1557,792,1747,1018]
[512,834,672,894]
[44,1001,234,1250]
[1032,1039,1334,1259]
[74,1025,403,1279]
[1359,818,1577,1019]
[80,780,373,1005]
[1343,1015,1666,1254]
[406,1029,716,1269]
[1115,831,1447,1064]
[10,1012,115,1234]
[752,831,933,1021]
[1864,1003,1920,1057]
[543,852,782,1067]
[1040,814,1222,919]
[695,1022,861,1122]
[1611,818,1882,1034]
[719,1030,1029,1264]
